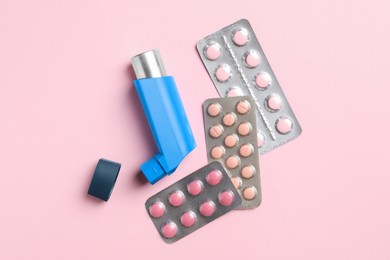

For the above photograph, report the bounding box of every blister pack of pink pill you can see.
[203,96,261,209]
[197,19,302,155]
[145,161,242,243]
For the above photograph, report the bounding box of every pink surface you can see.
[0,0,389,259]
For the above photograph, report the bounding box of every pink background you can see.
[1,0,389,259]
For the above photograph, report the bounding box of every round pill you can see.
[276,117,293,134]
[226,155,241,169]
[211,146,225,159]
[206,169,223,186]
[187,180,203,196]
[226,87,244,97]
[224,134,239,148]
[257,132,265,148]
[161,222,177,239]
[238,122,252,136]
[180,211,196,227]
[241,165,256,179]
[218,190,235,206]
[230,176,242,189]
[244,50,261,68]
[207,102,222,117]
[236,100,251,114]
[255,72,272,89]
[168,190,185,207]
[239,143,254,157]
[149,202,165,218]
[199,201,216,217]
[204,42,221,60]
[215,64,232,82]
[266,94,282,111]
[243,186,257,200]
[209,124,224,138]
[232,28,249,46]
[222,112,237,126]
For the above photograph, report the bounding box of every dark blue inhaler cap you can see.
[88,158,121,201]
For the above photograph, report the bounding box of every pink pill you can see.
[226,87,244,97]
[239,143,254,157]
[226,155,240,169]
[224,134,239,148]
[255,72,272,89]
[243,186,257,200]
[161,222,177,239]
[199,201,216,217]
[257,132,265,148]
[232,28,249,46]
[222,112,237,127]
[244,50,261,68]
[204,42,221,60]
[230,176,242,189]
[266,94,282,111]
[241,165,256,179]
[211,146,225,159]
[209,124,224,138]
[207,102,222,117]
[187,180,203,196]
[169,190,185,207]
[180,211,196,227]
[218,190,235,206]
[206,169,223,186]
[276,117,293,134]
[238,122,252,136]
[149,202,165,218]
[215,64,232,82]
[236,100,251,114]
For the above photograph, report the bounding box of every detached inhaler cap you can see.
[88,158,121,201]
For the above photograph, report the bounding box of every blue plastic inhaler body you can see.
[131,50,196,184]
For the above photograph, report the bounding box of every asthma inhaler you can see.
[131,50,196,184]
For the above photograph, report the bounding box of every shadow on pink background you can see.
[0,0,389,259]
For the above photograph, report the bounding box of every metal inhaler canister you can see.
[131,49,196,184]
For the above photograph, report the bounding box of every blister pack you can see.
[197,19,302,154]
[145,161,242,243]
[203,96,261,209]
